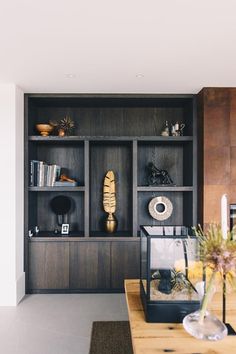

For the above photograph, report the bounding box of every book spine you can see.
[30,160,39,186]
[30,161,34,186]
[46,165,56,186]
[43,164,48,186]
[51,165,57,186]
[56,165,61,181]
[37,161,44,187]
[46,165,52,186]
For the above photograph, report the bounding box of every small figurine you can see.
[161,121,170,136]
[146,162,174,185]
[158,269,172,294]
[179,123,185,136]
[170,122,185,136]
[171,124,178,136]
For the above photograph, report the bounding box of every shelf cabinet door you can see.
[69,241,110,290]
[111,241,140,290]
[28,242,69,290]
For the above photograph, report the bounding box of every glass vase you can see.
[183,310,228,341]
[183,271,227,341]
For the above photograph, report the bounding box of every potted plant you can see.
[50,115,75,136]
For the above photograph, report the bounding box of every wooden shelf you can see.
[28,186,85,192]
[29,135,193,142]
[137,186,193,192]
[29,231,85,239]
[29,230,137,242]
[90,231,133,238]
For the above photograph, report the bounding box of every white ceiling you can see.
[0,0,236,93]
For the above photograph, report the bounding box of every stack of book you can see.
[30,160,61,187]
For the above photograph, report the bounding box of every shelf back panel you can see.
[29,103,193,136]
[138,191,193,231]
[36,191,84,233]
[90,143,132,233]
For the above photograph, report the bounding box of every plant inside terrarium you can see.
[152,268,198,297]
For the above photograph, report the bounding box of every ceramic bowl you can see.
[36,124,53,136]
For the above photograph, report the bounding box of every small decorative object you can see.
[161,121,170,136]
[146,162,174,186]
[148,196,173,221]
[50,195,72,232]
[59,174,76,183]
[36,124,54,136]
[61,223,69,235]
[179,123,185,136]
[34,226,39,235]
[54,174,78,187]
[103,170,117,233]
[140,226,201,322]
[50,115,75,136]
[183,223,236,340]
[170,122,185,136]
[28,230,33,238]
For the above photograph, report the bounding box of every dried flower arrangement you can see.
[193,224,236,324]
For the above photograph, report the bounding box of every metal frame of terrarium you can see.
[140,225,202,323]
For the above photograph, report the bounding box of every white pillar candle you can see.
[221,194,228,240]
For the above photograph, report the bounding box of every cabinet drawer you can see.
[111,241,140,289]
[29,242,69,290]
[69,241,110,289]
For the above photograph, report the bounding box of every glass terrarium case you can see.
[140,226,203,323]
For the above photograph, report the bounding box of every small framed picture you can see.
[61,223,69,235]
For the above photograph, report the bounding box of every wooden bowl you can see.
[36,124,53,136]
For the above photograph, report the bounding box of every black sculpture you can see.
[146,162,174,186]
[50,195,72,233]
[158,269,172,294]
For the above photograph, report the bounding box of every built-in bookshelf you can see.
[24,94,198,293]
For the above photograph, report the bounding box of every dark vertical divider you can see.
[192,97,198,226]
[132,140,138,237]
[84,140,89,237]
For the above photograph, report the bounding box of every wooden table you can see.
[125,279,236,354]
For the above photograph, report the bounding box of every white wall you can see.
[0,84,25,305]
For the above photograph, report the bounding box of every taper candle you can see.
[221,194,228,240]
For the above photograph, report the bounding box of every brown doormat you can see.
[89,321,133,354]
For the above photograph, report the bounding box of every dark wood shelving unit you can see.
[25,93,198,293]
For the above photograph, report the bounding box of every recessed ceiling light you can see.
[65,73,76,79]
[136,73,144,78]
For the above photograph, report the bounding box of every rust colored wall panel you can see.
[230,89,236,146]
[204,105,230,148]
[204,88,229,106]
[198,88,235,226]
[228,185,236,204]
[230,147,236,184]
[204,147,230,185]
[203,185,229,224]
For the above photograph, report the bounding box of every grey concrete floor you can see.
[0,294,128,354]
